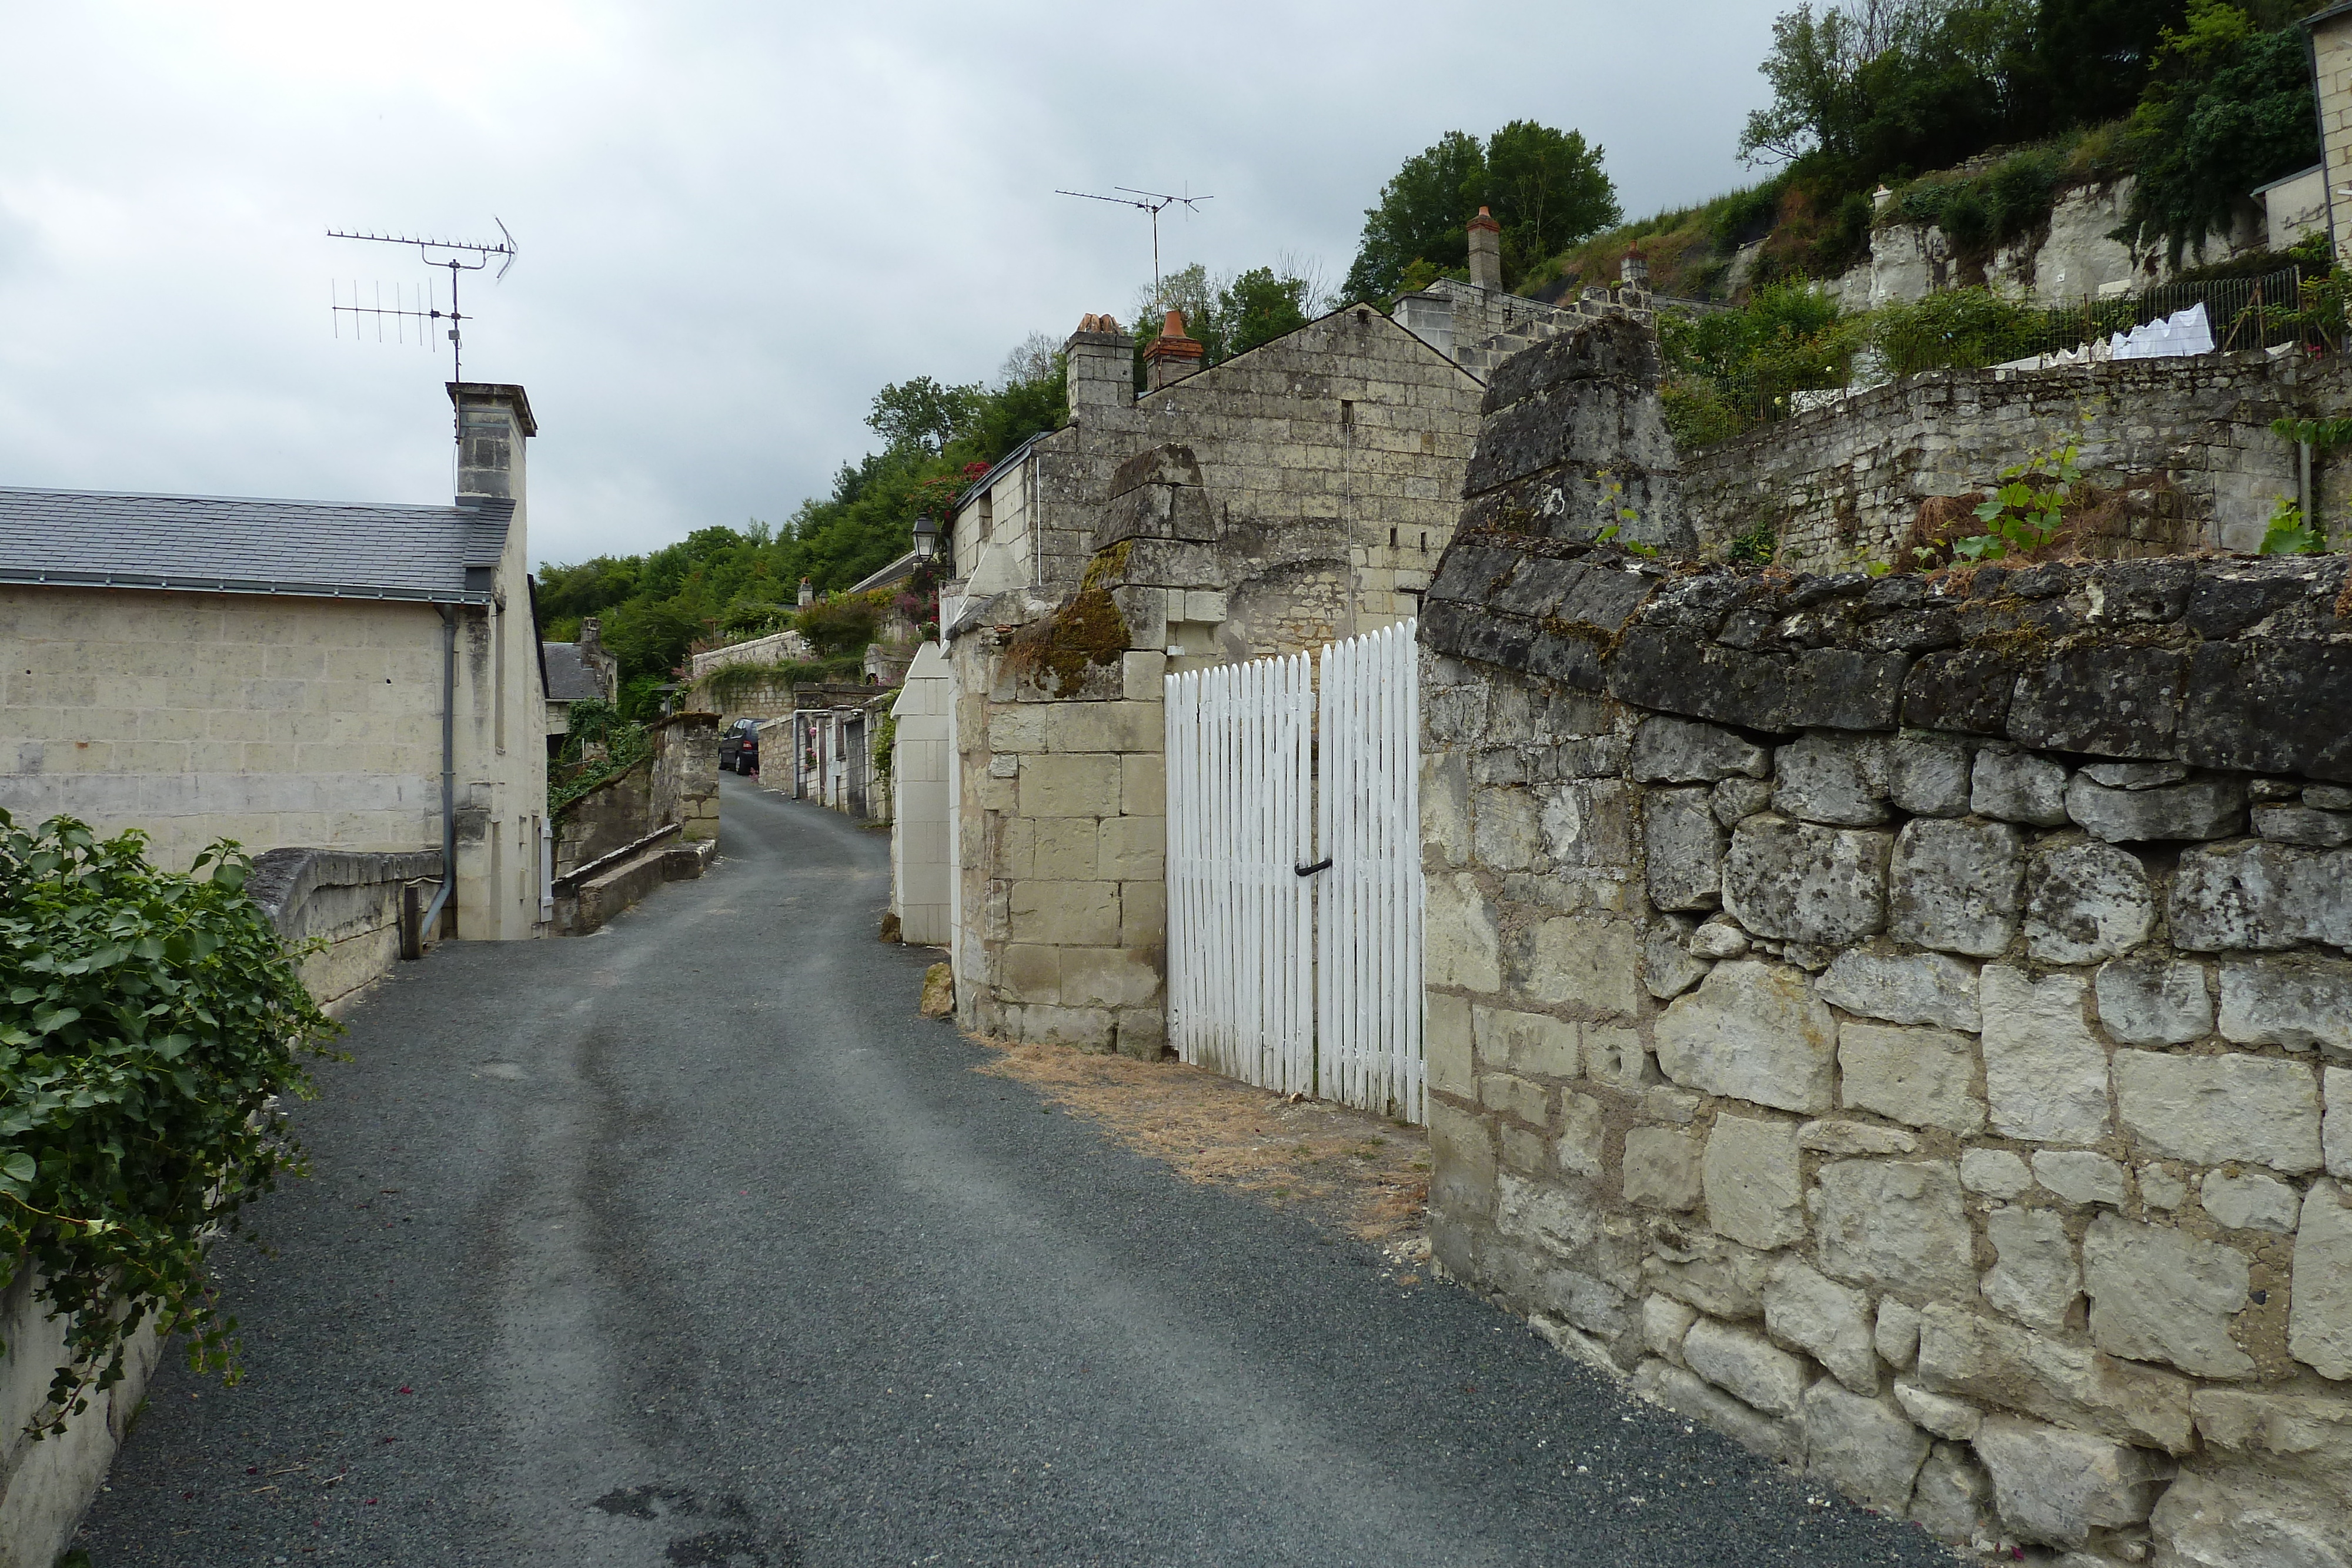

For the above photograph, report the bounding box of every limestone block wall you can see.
[1422,314,2352,1562]
[891,643,954,945]
[0,1271,164,1568]
[247,846,443,1010]
[1681,352,2352,573]
[553,713,717,875]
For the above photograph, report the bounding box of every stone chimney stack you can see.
[1064,313,1135,416]
[1620,251,1649,291]
[1467,206,1503,292]
[797,576,814,609]
[1142,309,1205,391]
[449,383,536,502]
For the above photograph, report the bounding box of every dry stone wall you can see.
[1421,317,2352,1563]
[1681,352,2352,575]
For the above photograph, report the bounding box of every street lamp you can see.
[911,513,943,566]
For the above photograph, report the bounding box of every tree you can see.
[1341,131,1488,302]
[866,375,984,457]
[2117,1,2317,266]
[1220,266,1313,356]
[1482,121,1622,270]
[1343,123,1619,300]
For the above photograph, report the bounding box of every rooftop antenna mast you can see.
[328,220,519,439]
[1054,186,1212,300]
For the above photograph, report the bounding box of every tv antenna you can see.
[327,219,519,390]
[1054,186,1211,297]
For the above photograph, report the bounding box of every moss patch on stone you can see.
[1003,541,1134,698]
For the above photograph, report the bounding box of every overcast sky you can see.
[0,2,1779,568]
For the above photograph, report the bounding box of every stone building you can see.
[541,615,617,748]
[0,382,549,945]
[929,298,1490,1051]
[1418,309,2352,1561]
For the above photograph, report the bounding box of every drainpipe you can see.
[415,605,459,948]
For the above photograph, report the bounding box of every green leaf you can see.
[0,1154,34,1184]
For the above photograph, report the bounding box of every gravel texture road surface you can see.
[75,775,1955,1566]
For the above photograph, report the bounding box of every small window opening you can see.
[1388,525,1398,549]
[1340,400,1354,427]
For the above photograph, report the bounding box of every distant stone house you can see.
[923,295,1502,1052]
[541,616,617,748]
[0,383,549,948]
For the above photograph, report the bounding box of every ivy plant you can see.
[1957,441,2081,562]
[0,812,338,1435]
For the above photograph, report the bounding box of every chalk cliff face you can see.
[1830,178,2258,314]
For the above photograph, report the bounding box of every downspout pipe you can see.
[416,604,459,947]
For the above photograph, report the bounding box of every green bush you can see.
[1870,286,2043,376]
[0,814,338,1433]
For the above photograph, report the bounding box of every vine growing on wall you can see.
[0,813,340,1435]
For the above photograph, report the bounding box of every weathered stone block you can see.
[1426,992,1472,1099]
[1640,917,1709,1000]
[1688,917,1748,959]
[2201,1169,2301,1233]
[1703,1114,1806,1251]
[1837,1022,1984,1134]
[1971,747,2071,825]
[1623,1127,1705,1211]
[2179,638,2352,785]
[1877,1299,1922,1369]
[1815,1159,1975,1298]
[1682,1318,1809,1416]
[2151,1468,2352,1568]
[1426,872,1501,994]
[2065,771,2244,844]
[1470,785,1539,872]
[1972,1415,2160,1547]
[1473,1004,1579,1078]
[2291,1179,2352,1380]
[1642,1293,1699,1363]
[1818,947,1980,1031]
[1914,1302,2194,1453]
[2329,1066,2352,1180]
[1962,1148,2032,1198]
[1630,1359,1804,1466]
[1982,1205,2080,1330]
[2113,1049,2323,1172]
[2093,955,2212,1046]
[1541,778,1636,872]
[1627,714,1768,783]
[2024,840,2153,963]
[1496,1171,1604,1261]
[2033,1150,2127,1209]
[1478,1071,1550,1126]
[1557,1091,1606,1178]
[1007,881,1120,945]
[2008,644,2188,760]
[1763,1258,1877,1395]
[2083,1213,2254,1378]
[1018,752,1124,817]
[1096,815,1163,880]
[1519,916,1644,1018]
[1907,1442,1994,1543]
[1803,1382,1930,1512]
[1609,630,1909,733]
[1772,731,1890,826]
[1428,1102,1498,1225]
[2219,954,2352,1057]
[2253,803,2352,848]
[2171,840,2352,952]
[1888,731,1971,817]
[1643,787,1725,911]
[1710,774,1773,824]
[1893,1380,1979,1442]
[1722,815,1890,946]
[1798,1119,1919,1155]
[1044,700,1162,755]
[1980,967,2111,1145]
[1059,946,1161,1008]
[1030,816,1099,880]
[1655,961,1836,1113]
[1888,817,2024,957]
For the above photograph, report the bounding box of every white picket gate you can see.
[1164,621,1425,1123]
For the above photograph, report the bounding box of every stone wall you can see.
[1682,351,2352,573]
[553,713,716,876]
[247,846,444,1010]
[0,1271,164,1568]
[1419,315,2352,1562]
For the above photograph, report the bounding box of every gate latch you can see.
[1294,857,1334,877]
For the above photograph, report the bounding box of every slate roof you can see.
[542,642,609,703]
[0,486,512,604]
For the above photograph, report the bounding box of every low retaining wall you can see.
[248,846,444,1011]
[554,713,719,878]
[1681,351,2352,574]
[1420,313,2352,1562]
[0,1273,164,1568]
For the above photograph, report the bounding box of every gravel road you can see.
[74,774,1953,1567]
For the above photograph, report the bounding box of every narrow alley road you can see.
[76,776,1950,1567]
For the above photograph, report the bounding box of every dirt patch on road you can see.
[971,1035,1430,1261]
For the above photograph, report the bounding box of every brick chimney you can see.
[1065,313,1135,416]
[1143,309,1205,391]
[1467,206,1503,292]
